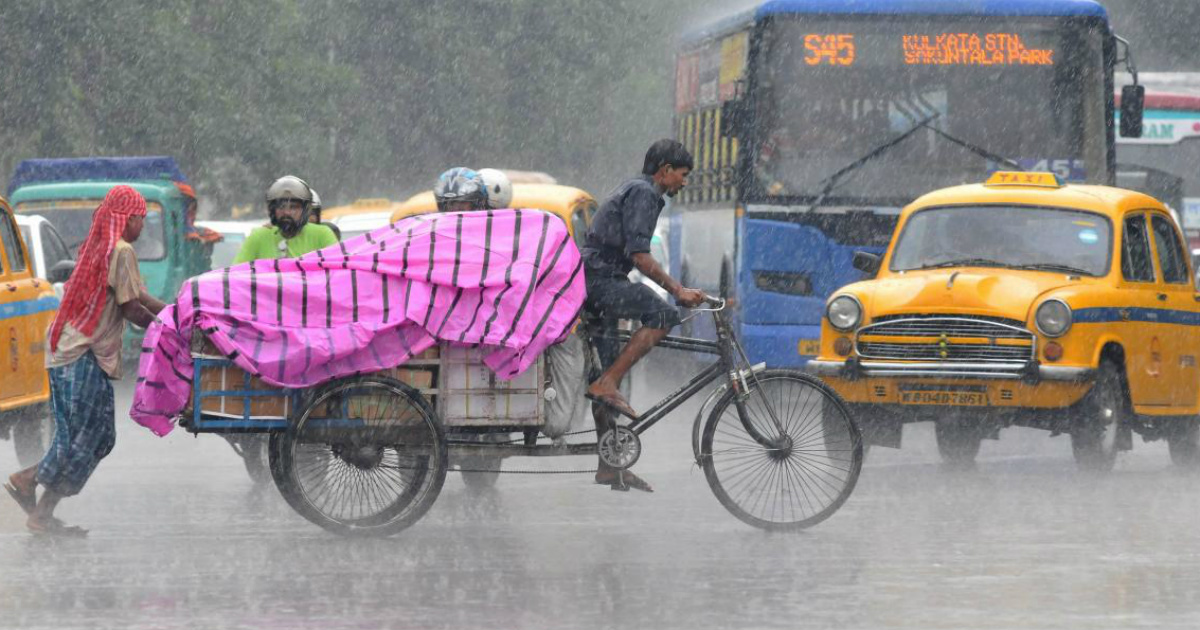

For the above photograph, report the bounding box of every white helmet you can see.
[478,168,513,209]
[310,189,323,221]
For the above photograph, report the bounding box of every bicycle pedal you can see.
[610,481,630,492]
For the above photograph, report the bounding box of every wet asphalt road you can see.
[2,351,1198,630]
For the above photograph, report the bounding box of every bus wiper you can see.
[1013,263,1093,276]
[918,258,1011,270]
[915,121,1023,171]
[802,113,940,214]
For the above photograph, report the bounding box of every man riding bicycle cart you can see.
[130,163,863,537]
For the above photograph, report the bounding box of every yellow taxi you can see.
[806,172,1200,471]
[0,195,58,466]
[390,183,597,245]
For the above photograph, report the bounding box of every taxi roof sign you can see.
[984,171,1064,188]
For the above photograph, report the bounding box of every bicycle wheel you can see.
[701,369,863,531]
[270,376,447,537]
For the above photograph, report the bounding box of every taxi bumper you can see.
[804,358,1094,383]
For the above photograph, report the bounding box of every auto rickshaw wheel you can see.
[13,406,53,469]
[1070,360,1127,474]
[454,432,507,492]
[270,375,447,537]
[1166,418,1200,470]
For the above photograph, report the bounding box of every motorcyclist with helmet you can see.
[225,175,338,483]
[306,189,342,241]
[232,175,338,264]
[434,167,513,212]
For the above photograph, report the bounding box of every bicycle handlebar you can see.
[696,294,726,310]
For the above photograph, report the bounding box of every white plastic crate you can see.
[437,344,544,427]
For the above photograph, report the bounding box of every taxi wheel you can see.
[1166,419,1200,470]
[934,419,982,469]
[1070,360,1126,473]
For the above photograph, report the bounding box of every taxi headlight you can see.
[827,295,863,332]
[1035,299,1072,337]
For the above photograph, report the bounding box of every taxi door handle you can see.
[4,284,17,292]
[1157,293,1168,301]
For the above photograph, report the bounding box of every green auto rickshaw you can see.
[8,157,215,357]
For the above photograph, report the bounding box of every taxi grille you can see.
[856,316,1035,364]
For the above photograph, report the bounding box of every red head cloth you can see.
[49,185,147,352]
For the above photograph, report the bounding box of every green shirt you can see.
[232,223,338,264]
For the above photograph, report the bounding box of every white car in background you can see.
[331,210,394,241]
[14,214,73,298]
[196,220,260,269]
[628,220,671,302]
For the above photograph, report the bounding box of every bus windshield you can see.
[890,205,1112,276]
[754,16,1108,204]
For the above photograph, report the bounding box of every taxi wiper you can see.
[1013,263,1093,276]
[802,113,940,213]
[918,258,1011,270]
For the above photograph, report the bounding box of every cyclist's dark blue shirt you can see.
[581,175,664,276]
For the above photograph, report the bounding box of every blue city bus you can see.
[671,0,1133,367]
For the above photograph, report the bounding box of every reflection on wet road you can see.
[2,352,1198,630]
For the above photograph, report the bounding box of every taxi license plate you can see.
[899,390,988,407]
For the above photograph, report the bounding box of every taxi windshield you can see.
[890,205,1112,276]
[15,199,166,261]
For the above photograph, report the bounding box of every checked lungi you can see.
[37,351,116,497]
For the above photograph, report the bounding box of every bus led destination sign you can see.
[902,33,1054,66]
[801,32,1056,68]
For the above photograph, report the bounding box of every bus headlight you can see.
[827,295,863,332]
[1035,299,1072,337]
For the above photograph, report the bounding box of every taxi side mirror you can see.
[1120,85,1145,138]
[852,251,881,276]
[48,260,76,284]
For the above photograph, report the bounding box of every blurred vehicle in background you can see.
[195,220,260,269]
[392,181,597,246]
[0,196,58,468]
[14,214,74,299]
[331,211,393,241]
[8,157,215,357]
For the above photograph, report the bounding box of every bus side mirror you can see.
[720,98,750,138]
[1120,85,1145,138]
[49,260,76,284]
[852,251,881,276]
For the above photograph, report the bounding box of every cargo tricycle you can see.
[182,297,863,536]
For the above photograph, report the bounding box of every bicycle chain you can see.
[448,428,602,474]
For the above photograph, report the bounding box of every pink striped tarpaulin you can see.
[130,209,585,436]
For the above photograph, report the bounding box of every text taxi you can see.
[806,172,1200,471]
[0,195,58,467]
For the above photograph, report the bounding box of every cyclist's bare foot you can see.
[595,468,654,493]
[586,384,638,419]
